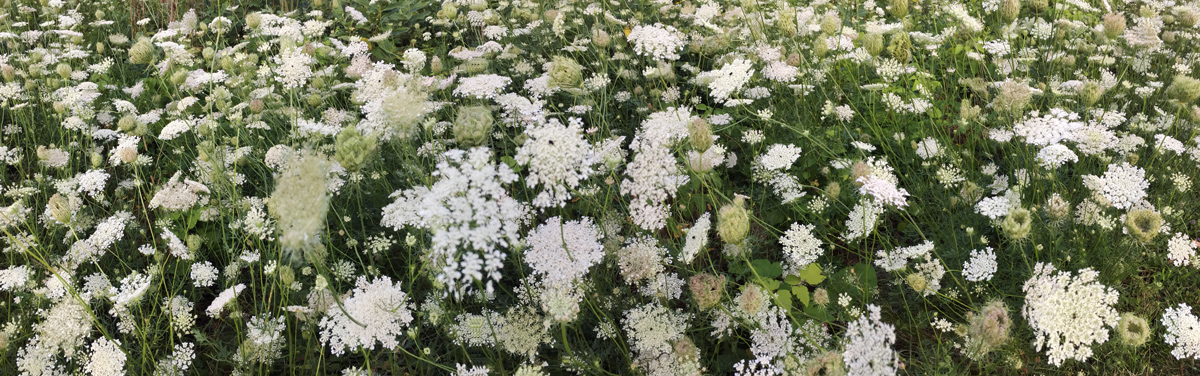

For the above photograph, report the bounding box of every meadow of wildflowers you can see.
[2,0,1200,374]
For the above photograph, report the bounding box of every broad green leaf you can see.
[785,275,802,285]
[760,279,781,291]
[775,289,792,308]
[750,259,783,279]
[799,263,826,285]
[793,285,810,307]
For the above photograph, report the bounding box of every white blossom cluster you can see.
[515,117,597,208]
[621,108,693,230]
[697,58,754,105]
[679,212,712,264]
[1022,263,1119,366]
[319,276,413,356]
[1013,108,1083,146]
[962,247,997,282]
[1162,303,1200,360]
[524,216,604,288]
[626,23,686,61]
[1166,232,1197,267]
[857,175,910,208]
[1081,163,1149,210]
[780,222,822,267]
[381,147,527,297]
[842,304,898,376]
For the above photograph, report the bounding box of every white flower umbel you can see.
[1081,162,1149,210]
[841,304,898,376]
[524,216,604,289]
[626,23,686,61]
[515,117,597,208]
[844,199,884,241]
[781,222,823,267]
[319,276,413,356]
[679,212,711,264]
[1166,232,1197,267]
[381,147,528,297]
[857,175,910,208]
[1162,303,1200,360]
[962,247,997,282]
[1022,263,1119,366]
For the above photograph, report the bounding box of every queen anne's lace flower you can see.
[857,175,910,208]
[842,304,898,376]
[962,247,997,282]
[515,117,597,208]
[698,59,754,104]
[381,147,527,297]
[1162,303,1200,360]
[781,223,822,267]
[627,23,686,61]
[1081,163,1149,210]
[1167,232,1197,267]
[525,216,603,288]
[1022,263,1119,366]
[319,276,413,355]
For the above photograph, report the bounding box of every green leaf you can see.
[775,289,792,309]
[785,275,802,285]
[750,259,783,279]
[799,263,826,285]
[759,279,781,291]
[793,285,810,307]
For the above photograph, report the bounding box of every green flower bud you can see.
[889,0,908,18]
[279,265,296,286]
[246,12,262,29]
[812,35,829,57]
[1166,76,1200,103]
[1178,8,1200,28]
[442,3,458,19]
[307,94,322,107]
[1000,207,1032,239]
[1028,0,1049,12]
[688,273,725,310]
[96,42,105,54]
[864,32,884,56]
[55,63,72,80]
[717,196,750,245]
[90,151,104,168]
[430,56,444,75]
[1,65,14,82]
[999,0,1021,23]
[888,32,912,63]
[904,273,928,293]
[453,105,494,147]
[688,118,713,151]
[820,13,841,35]
[1124,209,1163,243]
[1103,13,1127,39]
[334,126,378,171]
[186,234,203,253]
[1079,81,1104,107]
[170,70,188,86]
[1117,313,1151,348]
[48,193,72,224]
[547,56,584,89]
[129,37,154,65]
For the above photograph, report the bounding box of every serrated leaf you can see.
[760,279,781,291]
[775,289,792,308]
[793,285,810,307]
[785,275,802,285]
[799,263,826,285]
[750,259,783,279]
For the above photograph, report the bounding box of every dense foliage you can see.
[1,0,1199,375]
